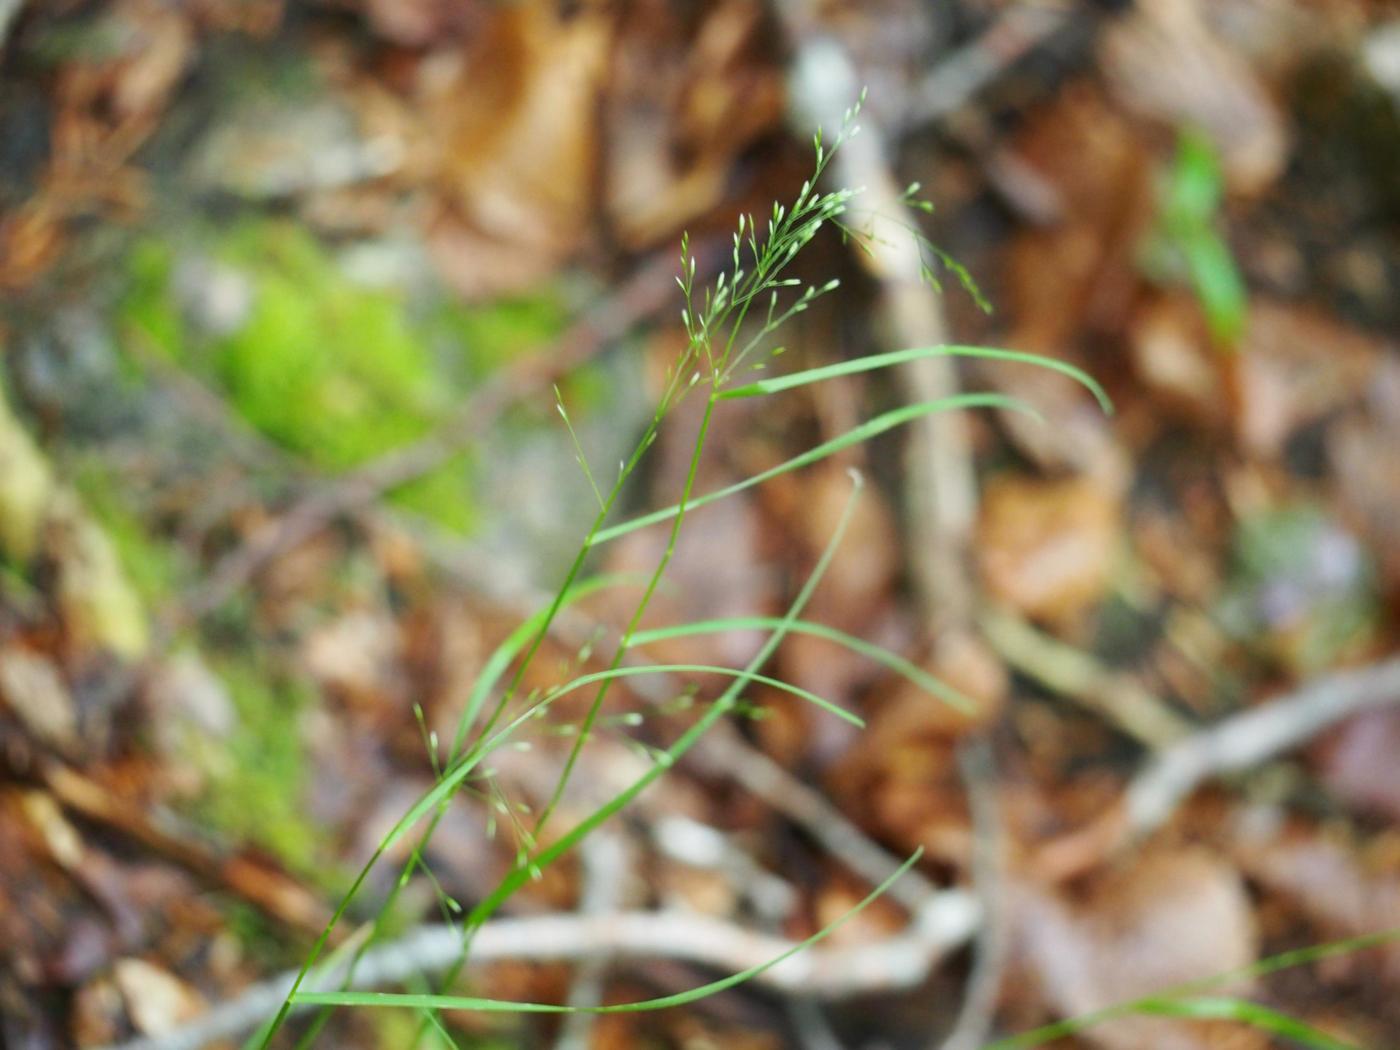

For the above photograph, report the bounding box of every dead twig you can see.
[39,762,333,938]
[776,19,1013,1042]
[1030,654,1400,882]
[98,891,980,1050]
[553,830,630,1050]
[1125,655,1400,838]
[898,4,1074,132]
[785,31,976,631]
[937,736,1007,1050]
[689,721,950,915]
[977,603,1192,749]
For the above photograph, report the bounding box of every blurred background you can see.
[2,0,1399,1047]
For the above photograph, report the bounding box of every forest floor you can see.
[2,1,1400,1048]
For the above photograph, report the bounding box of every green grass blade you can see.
[293,850,921,1015]
[590,393,1035,547]
[548,662,863,727]
[1135,997,1360,1050]
[1184,233,1248,348]
[719,345,1112,415]
[1215,929,1400,983]
[303,647,869,913]
[983,928,1400,1050]
[628,617,972,712]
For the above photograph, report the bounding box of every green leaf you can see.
[629,617,972,712]
[1135,997,1361,1050]
[590,393,1037,547]
[1165,127,1224,227]
[719,344,1111,414]
[547,662,864,727]
[1183,232,1248,348]
[1157,126,1248,351]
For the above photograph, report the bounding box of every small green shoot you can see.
[1144,126,1249,350]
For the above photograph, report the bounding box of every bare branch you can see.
[99,892,979,1050]
[937,737,1008,1050]
[1126,656,1400,837]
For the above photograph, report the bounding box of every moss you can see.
[205,222,442,467]
[116,220,571,535]
[120,238,184,361]
[218,900,305,970]
[193,660,333,884]
[432,290,569,381]
[69,460,184,602]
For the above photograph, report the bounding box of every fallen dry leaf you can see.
[423,4,610,296]
[1017,848,1260,1050]
[361,0,488,47]
[603,0,784,247]
[827,632,1006,865]
[1328,355,1400,590]
[1230,819,1400,981]
[107,1,195,122]
[1235,300,1380,457]
[1005,82,1155,354]
[303,609,403,706]
[0,649,78,753]
[992,84,1144,477]
[1316,707,1400,823]
[978,474,1120,627]
[1100,0,1287,193]
[112,957,205,1035]
[1129,292,1230,427]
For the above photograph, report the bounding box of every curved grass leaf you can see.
[1135,997,1360,1050]
[984,928,1400,1050]
[590,393,1036,547]
[719,345,1112,415]
[628,617,972,712]
[293,849,920,1015]
[547,661,863,727]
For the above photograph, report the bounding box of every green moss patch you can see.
[193,658,332,882]
[119,219,568,533]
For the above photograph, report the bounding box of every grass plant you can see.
[253,97,1129,1049]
